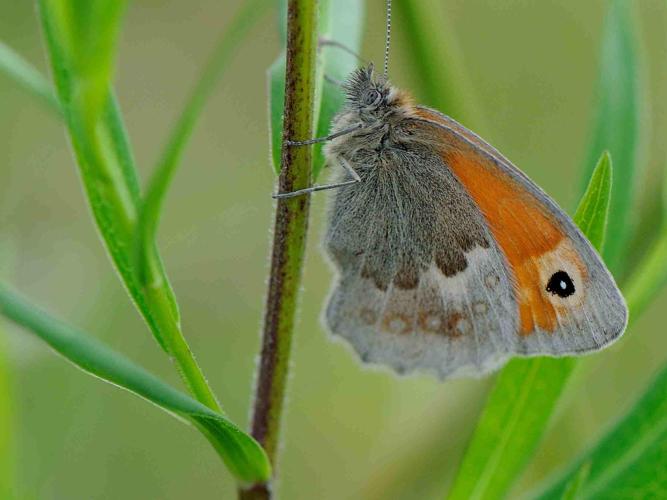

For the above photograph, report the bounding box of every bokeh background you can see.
[1,0,666,498]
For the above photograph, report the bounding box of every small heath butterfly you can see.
[274,0,627,379]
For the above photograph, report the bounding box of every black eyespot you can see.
[362,88,382,107]
[546,270,575,298]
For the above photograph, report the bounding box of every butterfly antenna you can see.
[383,0,392,79]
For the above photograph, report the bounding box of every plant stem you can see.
[239,1,318,498]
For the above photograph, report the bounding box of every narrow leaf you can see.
[45,0,127,129]
[269,0,365,177]
[574,151,612,251]
[0,285,271,485]
[311,0,364,178]
[0,40,61,113]
[38,0,154,344]
[133,0,270,383]
[38,0,220,410]
[581,0,639,272]
[138,0,271,268]
[560,462,591,500]
[447,153,613,500]
[533,365,667,499]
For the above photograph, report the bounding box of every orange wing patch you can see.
[413,109,582,335]
[445,149,561,334]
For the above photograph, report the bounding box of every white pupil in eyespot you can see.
[546,270,575,298]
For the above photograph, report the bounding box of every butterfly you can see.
[274,23,627,382]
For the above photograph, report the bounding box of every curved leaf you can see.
[138,0,271,282]
[581,0,639,272]
[38,0,220,411]
[574,151,613,251]
[0,285,270,485]
[447,152,613,500]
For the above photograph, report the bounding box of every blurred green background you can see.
[1,0,666,498]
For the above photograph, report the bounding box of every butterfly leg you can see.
[286,123,362,146]
[324,74,344,88]
[272,156,361,199]
[318,38,367,64]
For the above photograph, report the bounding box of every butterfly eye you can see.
[546,270,576,298]
[362,88,382,107]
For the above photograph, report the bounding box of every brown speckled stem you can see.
[239,1,318,498]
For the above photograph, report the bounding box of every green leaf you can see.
[37,0,155,345]
[532,365,667,499]
[138,0,271,274]
[0,40,61,113]
[37,0,220,411]
[43,0,127,129]
[131,0,271,410]
[269,0,365,178]
[560,462,591,500]
[581,0,639,272]
[574,151,612,252]
[447,153,614,500]
[0,285,271,485]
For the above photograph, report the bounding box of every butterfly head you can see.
[342,63,413,124]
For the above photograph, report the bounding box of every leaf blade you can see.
[0,40,61,113]
[447,153,614,500]
[37,0,220,411]
[581,0,639,272]
[138,0,271,264]
[0,284,271,485]
[574,151,613,251]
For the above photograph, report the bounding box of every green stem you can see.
[143,274,221,412]
[239,0,318,498]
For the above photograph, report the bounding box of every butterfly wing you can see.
[412,106,627,355]
[323,107,626,380]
